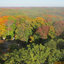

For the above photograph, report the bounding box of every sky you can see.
[0,0,64,7]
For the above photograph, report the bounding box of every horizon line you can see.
[0,6,64,8]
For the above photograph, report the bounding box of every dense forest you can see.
[0,7,64,64]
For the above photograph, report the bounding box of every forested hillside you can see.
[0,7,64,64]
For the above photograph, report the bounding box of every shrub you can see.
[1,43,62,64]
[57,39,64,50]
[45,39,57,49]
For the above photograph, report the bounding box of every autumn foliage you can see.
[0,8,64,64]
[0,15,64,41]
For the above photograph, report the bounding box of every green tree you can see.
[57,39,64,50]
[48,26,56,38]
[5,16,16,39]
[47,49,61,64]
[15,16,33,42]
[45,39,57,49]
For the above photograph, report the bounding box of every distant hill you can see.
[0,7,64,20]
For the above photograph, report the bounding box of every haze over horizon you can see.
[0,0,64,7]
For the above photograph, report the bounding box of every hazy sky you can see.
[0,0,64,7]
